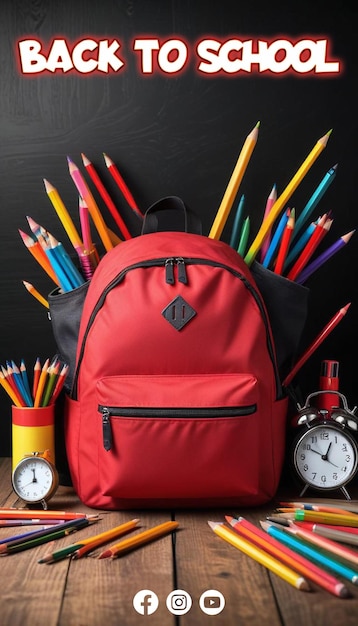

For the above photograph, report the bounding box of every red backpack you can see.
[65,198,288,509]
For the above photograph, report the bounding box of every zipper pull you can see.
[101,407,112,451]
[176,258,187,284]
[165,258,175,284]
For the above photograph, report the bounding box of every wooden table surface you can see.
[0,457,358,626]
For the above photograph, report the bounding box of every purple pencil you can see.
[296,229,355,284]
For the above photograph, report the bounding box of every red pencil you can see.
[283,302,351,386]
[274,208,295,275]
[287,215,332,281]
[81,153,132,240]
[103,153,143,218]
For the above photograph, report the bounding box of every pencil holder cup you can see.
[11,404,55,471]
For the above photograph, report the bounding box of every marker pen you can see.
[318,359,340,412]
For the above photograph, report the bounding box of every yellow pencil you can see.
[98,520,179,558]
[244,129,332,265]
[43,179,83,252]
[208,521,310,591]
[22,281,49,309]
[209,122,260,240]
[33,358,50,408]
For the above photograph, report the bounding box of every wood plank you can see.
[175,506,358,626]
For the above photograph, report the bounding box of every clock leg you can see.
[340,485,351,500]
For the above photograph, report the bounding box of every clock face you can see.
[293,424,358,490]
[12,457,57,503]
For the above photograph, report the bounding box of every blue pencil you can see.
[262,209,289,269]
[229,194,245,249]
[293,163,337,240]
[262,522,358,585]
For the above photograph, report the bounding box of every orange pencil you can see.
[98,520,179,558]
[287,215,332,281]
[0,371,25,407]
[103,153,143,218]
[32,357,41,400]
[274,208,295,275]
[81,153,132,240]
[22,281,49,309]
[33,358,50,408]
[283,302,351,386]
[18,229,59,285]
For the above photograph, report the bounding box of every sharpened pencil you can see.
[103,152,143,218]
[209,521,310,591]
[39,518,140,563]
[209,122,259,240]
[226,516,349,598]
[245,130,332,265]
[98,520,179,559]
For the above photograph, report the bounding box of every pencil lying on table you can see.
[208,520,310,592]
[39,518,140,563]
[98,520,179,559]
[225,516,349,598]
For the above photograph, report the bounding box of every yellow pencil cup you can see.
[12,404,55,471]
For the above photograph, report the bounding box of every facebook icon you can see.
[133,590,159,615]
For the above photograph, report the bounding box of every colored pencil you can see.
[32,357,42,400]
[245,130,332,265]
[103,152,143,218]
[22,281,49,309]
[274,208,295,275]
[261,521,358,585]
[51,363,69,402]
[0,518,95,556]
[39,518,140,563]
[41,361,60,407]
[208,521,310,591]
[296,523,358,546]
[81,153,132,240]
[262,209,290,269]
[47,233,84,289]
[293,510,358,528]
[9,362,33,407]
[67,156,114,252]
[283,219,319,271]
[259,184,277,262]
[0,371,25,407]
[279,502,356,516]
[43,178,83,253]
[0,509,99,521]
[33,358,50,407]
[285,521,358,567]
[229,194,245,249]
[0,519,71,528]
[19,359,33,405]
[18,229,59,285]
[296,229,355,284]
[98,520,179,559]
[282,302,351,387]
[293,163,337,239]
[209,122,259,240]
[287,215,332,281]
[226,516,348,597]
[237,216,250,257]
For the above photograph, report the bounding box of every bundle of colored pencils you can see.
[209,502,358,598]
[0,356,68,407]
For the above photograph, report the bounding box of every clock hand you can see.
[310,445,339,467]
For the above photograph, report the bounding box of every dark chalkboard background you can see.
[0,1,357,456]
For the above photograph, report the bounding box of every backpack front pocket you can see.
[96,373,261,501]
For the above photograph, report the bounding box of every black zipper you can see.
[99,403,257,451]
[71,256,282,400]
